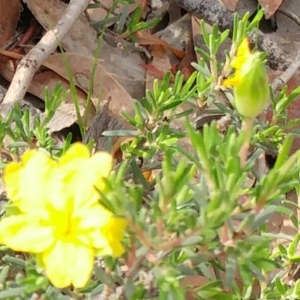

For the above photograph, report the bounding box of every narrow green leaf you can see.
[275,276,286,295]
[0,287,27,299]
[200,19,210,47]
[273,135,294,169]
[102,130,139,137]
[288,234,300,257]
[2,255,26,268]
[0,266,9,284]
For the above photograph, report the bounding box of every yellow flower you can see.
[0,143,126,289]
[223,38,269,118]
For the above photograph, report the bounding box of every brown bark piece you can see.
[220,0,238,11]
[83,101,133,152]
[174,0,291,71]
[258,0,283,19]
[0,0,19,48]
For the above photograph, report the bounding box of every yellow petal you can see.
[231,38,251,70]
[76,204,112,230]
[237,38,251,57]
[95,217,126,257]
[4,150,55,214]
[89,151,112,190]
[42,239,94,288]
[60,151,112,210]
[3,162,21,201]
[223,75,240,87]
[104,217,126,257]
[0,215,54,253]
[90,152,112,177]
[48,144,112,211]
[75,205,113,247]
[59,143,90,166]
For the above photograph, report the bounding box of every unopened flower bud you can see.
[223,38,269,118]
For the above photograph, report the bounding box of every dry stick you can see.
[271,50,300,93]
[174,0,292,71]
[277,8,300,27]
[0,0,91,118]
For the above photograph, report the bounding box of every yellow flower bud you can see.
[223,38,269,118]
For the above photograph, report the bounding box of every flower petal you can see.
[60,151,112,210]
[231,38,251,70]
[74,204,113,247]
[89,151,112,187]
[4,150,55,214]
[0,215,54,253]
[74,151,112,203]
[223,75,240,87]
[59,143,90,166]
[76,204,126,257]
[237,38,250,57]
[102,217,126,257]
[94,217,127,257]
[76,204,112,230]
[42,239,94,288]
[47,144,112,211]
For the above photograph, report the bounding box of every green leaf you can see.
[273,135,293,169]
[0,287,28,299]
[275,276,287,295]
[131,18,161,32]
[196,48,211,61]
[232,13,239,42]
[102,130,139,137]
[2,255,26,268]
[292,279,300,297]
[94,264,116,289]
[129,4,142,28]
[247,9,264,32]
[0,266,9,284]
[288,234,300,257]
[225,255,236,288]
[200,19,210,48]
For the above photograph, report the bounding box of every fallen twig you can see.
[0,0,91,118]
[277,8,300,28]
[271,50,300,92]
[174,0,292,71]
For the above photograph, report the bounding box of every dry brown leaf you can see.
[1,61,95,128]
[0,49,133,116]
[258,0,283,19]
[25,0,146,100]
[41,103,86,134]
[25,0,98,57]
[133,31,185,59]
[88,0,141,25]
[145,44,172,91]
[219,0,238,11]
[1,63,86,105]
[0,0,19,48]
[42,53,134,115]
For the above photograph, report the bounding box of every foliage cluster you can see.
[1,3,300,300]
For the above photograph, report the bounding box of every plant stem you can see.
[239,118,253,168]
